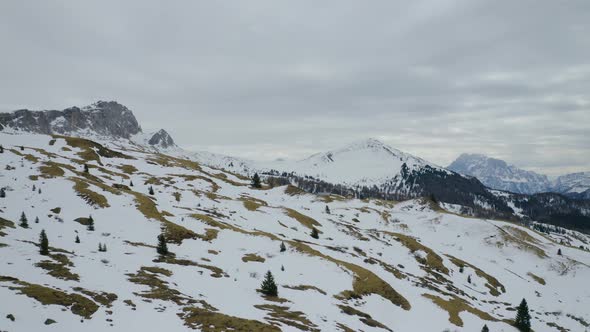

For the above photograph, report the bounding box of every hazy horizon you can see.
[1,1,588,176]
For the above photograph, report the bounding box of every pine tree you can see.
[19,212,29,228]
[20,145,24,151]
[130,180,134,187]
[149,186,155,195]
[280,242,286,252]
[87,215,95,231]
[467,275,472,284]
[157,234,169,256]
[281,265,285,271]
[459,265,464,273]
[35,216,39,224]
[39,230,49,255]
[32,184,36,191]
[310,227,319,239]
[557,248,562,256]
[260,270,278,297]
[103,244,107,252]
[251,173,262,189]
[38,188,42,194]
[0,144,3,153]
[84,164,89,173]
[514,298,531,332]
[481,324,489,332]
[325,205,331,214]
[75,235,80,243]
[98,243,103,252]
[0,188,5,198]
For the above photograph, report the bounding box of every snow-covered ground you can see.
[1,132,590,332]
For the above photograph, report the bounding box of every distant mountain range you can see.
[448,153,590,199]
[1,101,589,232]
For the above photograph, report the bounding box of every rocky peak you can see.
[0,100,142,139]
[148,129,176,149]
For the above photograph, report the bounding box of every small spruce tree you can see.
[467,275,472,284]
[310,227,319,239]
[325,205,330,214]
[0,188,5,198]
[103,243,107,252]
[260,270,278,297]
[98,243,103,252]
[281,265,285,271]
[20,145,24,151]
[87,215,95,231]
[157,234,169,256]
[0,144,3,153]
[459,265,464,273]
[84,164,89,173]
[39,230,49,255]
[35,216,39,224]
[149,186,155,195]
[251,173,262,189]
[32,184,36,191]
[481,324,489,332]
[130,180,134,187]
[75,235,80,243]
[38,188,42,194]
[19,212,29,228]
[280,242,286,252]
[514,298,531,332]
[557,248,562,256]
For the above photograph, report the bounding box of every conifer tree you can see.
[19,212,29,228]
[459,265,464,273]
[260,270,278,297]
[130,180,134,187]
[0,188,5,198]
[98,243,103,252]
[310,227,319,239]
[325,205,331,214]
[87,215,95,231]
[20,145,24,151]
[280,242,286,252]
[39,230,49,255]
[84,164,89,173]
[281,265,285,271]
[38,188,42,194]
[467,275,472,284]
[0,144,3,153]
[557,248,562,256]
[157,234,169,256]
[75,235,80,243]
[149,186,155,195]
[251,173,262,189]
[32,184,36,191]
[481,324,489,332]
[35,216,39,224]
[514,298,531,332]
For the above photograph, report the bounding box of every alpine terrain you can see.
[1,102,590,332]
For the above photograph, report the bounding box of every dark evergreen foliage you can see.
[325,205,330,214]
[157,234,169,256]
[260,270,278,297]
[39,230,49,255]
[19,212,29,228]
[75,235,80,243]
[84,164,89,173]
[514,298,531,332]
[87,215,95,231]
[149,186,155,195]
[557,248,562,256]
[35,216,39,224]
[251,173,262,189]
[280,242,286,252]
[481,324,489,332]
[0,188,5,198]
[310,227,319,239]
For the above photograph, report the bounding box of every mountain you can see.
[553,172,590,199]
[448,153,551,194]
[2,131,590,332]
[0,101,176,150]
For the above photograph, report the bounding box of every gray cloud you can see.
[0,0,589,176]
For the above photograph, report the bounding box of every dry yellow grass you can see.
[527,272,546,285]
[242,253,266,263]
[181,306,279,332]
[254,304,320,331]
[283,208,322,231]
[447,255,505,296]
[383,231,449,275]
[422,294,496,327]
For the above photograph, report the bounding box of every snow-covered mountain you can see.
[0,101,177,151]
[2,131,590,332]
[553,172,590,199]
[448,153,551,194]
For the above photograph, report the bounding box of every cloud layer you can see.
[1,0,588,175]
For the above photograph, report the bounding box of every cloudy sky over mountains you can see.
[1,0,588,175]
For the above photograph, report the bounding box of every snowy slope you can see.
[448,153,551,194]
[1,131,590,332]
[553,172,590,198]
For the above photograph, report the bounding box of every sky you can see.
[0,1,589,176]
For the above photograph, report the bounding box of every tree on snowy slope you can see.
[148,186,155,195]
[0,188,5,198]
[310,227,319,239]
[251,173,262,188]
[87,215,95,231]
[19,212,28,228]
[260,270,278,297]
[514,298,531,331]
[39,230,49,255]
[280,242,286,252]
[481,324,489,332]
[157,234,169,256]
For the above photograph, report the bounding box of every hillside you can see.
[1,132,590,331]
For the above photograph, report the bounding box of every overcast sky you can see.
[1,1,588,176]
